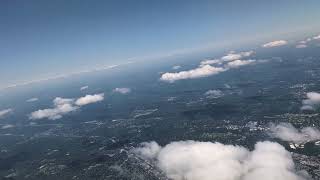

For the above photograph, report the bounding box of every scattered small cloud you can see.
[204,90,224,98]
[296,44,307,49]
[113,88,131,94]
[133,140,308,180]
[1,124,15,129]
[0,109,13,118]
[80,86,89,91]
[313,34,320,40]
[160,50,258,83]
[160,65,226,83]
[75,93,104,106]
[225,59,256,68]
[30,93,104,120]
[221,51,254,61]
[262,40,287,48]
[26,98,39,102]
[200,59,221,66]
[30,97,78,120]
[172,65,181,70]
[301,92,320,111]
[269,123,320,144]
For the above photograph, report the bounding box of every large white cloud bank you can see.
[133,140,309,180]
[160,51,257,82]
[30,93,104,120]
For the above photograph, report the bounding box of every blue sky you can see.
[1,0,320,89]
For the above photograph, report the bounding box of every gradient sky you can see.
[1,0,320,89]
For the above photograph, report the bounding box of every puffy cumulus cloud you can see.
[80,86,89,91]
[133,140,307,180]
[75,93,104,106]
[269,123,320,144]
[113,88,131,94]
[160,51,258,83]
[221,51,254,61]
[262,40,288,48]
[30,93,104,120]
[160,65,226,83]
[226,60,256,68]
[172,65,181,70]
[301,92,320,111]
[0,108,13,118]
[30,97,78,120]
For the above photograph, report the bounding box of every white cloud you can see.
[30,93,104,120]
[160,50,258,83]
[172,65,181,70]
[80,86,89,91]
[0,109,13,118]
[200,59,221,66]
[133,140,307,180]
[226,60,256,68]
[313,34,320,40]
[301,92,320,110]
[221,51,254,61]
[75,93,104,106]
[113,88,131,94]
[30,97,78,120]
[160,65,226,83]
[296,44,307,49]
[269,123,320,144]
[262,40,287,48]
[26,98,39,102]
[1,124,15,129]
[205,90,224,98]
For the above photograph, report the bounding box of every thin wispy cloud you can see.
[113,88,131,94]
[26,98,39,102]
[172,65,181,70]
[0,108,13,118]
[296,34,320,48]
[262,40,287,48]
[296,44,307,48]
[133,140,309,180]
[1,124,15,129]
[1,61,134,91]
[269,123,320,144]
[30,93,104,120]
[80,86,89,91]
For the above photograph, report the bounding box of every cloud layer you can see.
[262,40,287,48]
[301,92,320,110]
[269,123,320,144]
[0,109,13,118]
[160,51,257,82]
[133,140,307,180]
[30,93,104,120]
